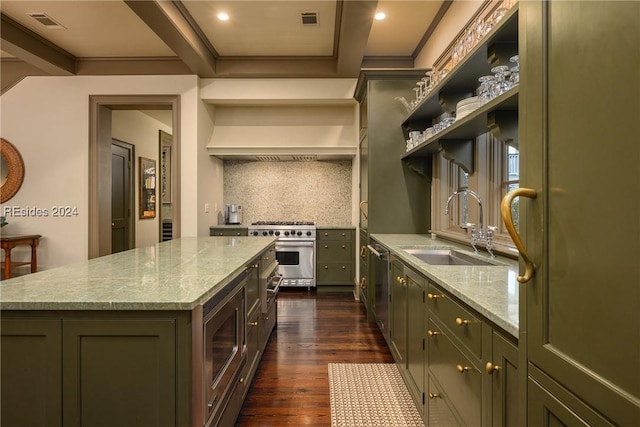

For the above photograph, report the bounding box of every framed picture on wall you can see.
[139,157,156,219]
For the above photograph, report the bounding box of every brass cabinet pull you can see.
[324,245,329,249]
[427,293,443,299]
[456,364,472,373]
[455,317,470,326]
[396,276,406,284]
[249,321,259,326]
[485,362,501,374]
[236,232,241,236]
[359,200,368,220]
[324,232,329,237]
[341,245,346,249]
[428,392,441,399]
[360,246,367,257]
[360,277,366,288]
[219,232,224,236]
[501,187,538,283]
[239,377,245,383]
[427,330,440,337]
[324,265,329,270]
[251,264,259,268]
[342,266,346,270]
[341,233,346,237]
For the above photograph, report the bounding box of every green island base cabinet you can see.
[0,238,277,427]
[316,227,355,287]
[209,226,248,237]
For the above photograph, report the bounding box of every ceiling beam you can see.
[124,0,217,77]
[335,0,378,77]
[0,13,75,76]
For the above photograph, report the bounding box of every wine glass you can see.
[491,65,511,96]
[478,75,495,103]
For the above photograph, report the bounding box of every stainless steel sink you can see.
[403,249,494,266]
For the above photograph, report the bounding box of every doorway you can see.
[89,95,180,259]
[111,139,134,253]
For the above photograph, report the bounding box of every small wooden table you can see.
[1,234,42,280]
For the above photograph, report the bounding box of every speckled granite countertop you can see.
[0,237,276,311]
[371,234,519,338]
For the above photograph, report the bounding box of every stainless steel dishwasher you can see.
[368,243,390,345]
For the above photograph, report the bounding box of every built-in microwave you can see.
[202,276,246,427]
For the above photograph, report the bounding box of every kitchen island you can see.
[0,236,277,427]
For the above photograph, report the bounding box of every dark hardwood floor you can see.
[236,288,393,426]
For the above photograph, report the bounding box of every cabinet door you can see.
[521,2,640,424]
[62,319,176,426]
[489,331,519,427]
[406,268,425,409]
[389,258,406,366]
[1,319,62,427]
[359,131,369,230]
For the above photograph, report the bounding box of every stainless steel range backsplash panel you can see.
[223,160,352,225]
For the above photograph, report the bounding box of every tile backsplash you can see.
[223,160,352,226]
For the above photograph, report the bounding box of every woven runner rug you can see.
[328,363,424,427]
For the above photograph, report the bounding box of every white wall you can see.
[415,0,485,68]
[0,74,200,270]
[112,110,172,248]
[197,102,223,235]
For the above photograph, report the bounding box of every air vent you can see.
[254,155,318,162]
[27,12,66,29]
[300,12,318,26]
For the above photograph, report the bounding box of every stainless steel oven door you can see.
[275,240,315,287]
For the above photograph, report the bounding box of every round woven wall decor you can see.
[1,138,25,203]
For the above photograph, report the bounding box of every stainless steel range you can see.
[248,221,316,288]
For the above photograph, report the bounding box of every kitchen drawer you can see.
[317,262,354,284]
[428,281,483,358]
[209,227,248,237]
[317,241,353,263]
[428,316,482,427]
[260,300,277,350]
[427,376,463,427]
[260,245,276,273]
[317,229,354,242]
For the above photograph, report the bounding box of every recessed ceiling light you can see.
[374,12,386,21]
[217,12,229,21]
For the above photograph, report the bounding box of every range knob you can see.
[306,231,312,236]
[262,231,268,236]
[269,230,274,235]
[284,231,290,236]
[275,231,281,236]
[252,231,259,236]
[290,229,296,235]
[296,231,302,236]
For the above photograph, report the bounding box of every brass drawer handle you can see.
[341,245,346,249]
[341,233,346,237]
[427,293,443,299]
[324,245,329,249]
[360,246,367,257]
[342,266,346,270]
[427,330,439,337]
[251,264,259,268]
[396,276,406,284]
[428,392,441,399]
[219,232,224,236]
[456,364,472,373]
[359,200,368,220]
[485,362,501,374]
[501,187,538,283]
[239,377,245,383]
[455,317,470,326]
[324,232,329,237]
[324,265,329,270]
[249,321,259,326]
[360,277,366,288]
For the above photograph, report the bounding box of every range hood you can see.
[207,146,357,161]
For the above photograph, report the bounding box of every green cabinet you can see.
[358,228,369,306]
[519,1,640,425]
[62,318,178,426]
[355,70,431,317]
[389,256,407,366]
[316,228,355,286]
[209,226,248,237]
[405,267,426,416]
[1,319,62,427]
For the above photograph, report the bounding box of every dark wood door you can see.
[521,1,640,424]
[111,140,133,253]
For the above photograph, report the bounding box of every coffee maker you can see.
[224,204,243,225]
